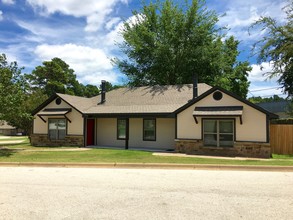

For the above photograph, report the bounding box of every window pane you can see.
[117,119,126,139]
[58,130,66,140]
[49,130,57,139]
[49,119,58,129]
[58,119,66,130]
[143,119,155,140]
[204,134,217,146]
[144,120,154,129]
[219,121,233,133]
[204,120,216,133]
[219,134,233,147]
[144,130,155,140]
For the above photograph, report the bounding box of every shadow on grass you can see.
[0,148,17,157]
[0,142,28,147]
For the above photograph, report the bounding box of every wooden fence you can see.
[270,124,293,155]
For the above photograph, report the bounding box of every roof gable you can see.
[174,86,279,119]
[31,94,84,116]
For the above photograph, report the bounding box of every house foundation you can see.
[175,139,271,158]
[30,134,84,147]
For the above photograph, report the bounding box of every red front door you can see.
[87,119,95,146]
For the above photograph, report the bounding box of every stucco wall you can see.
[177,90,267,142]
[96,118,125,147]
[33,98,84,136]
[129,118,175,149]
[95,118,175,149]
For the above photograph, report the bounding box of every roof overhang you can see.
[193,106,243,124]
[37,108,72,123]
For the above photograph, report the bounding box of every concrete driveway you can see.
[0,167,293,220]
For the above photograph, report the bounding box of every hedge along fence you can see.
[270,119,293,155]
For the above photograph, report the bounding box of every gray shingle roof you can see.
[57,83,211,114]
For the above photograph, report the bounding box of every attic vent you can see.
[213,91,223,101]
[55,98,62,105]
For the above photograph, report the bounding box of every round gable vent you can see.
[55,98,62,105]
[213,91,223,101]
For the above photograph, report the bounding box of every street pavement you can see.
[0,167,293,220]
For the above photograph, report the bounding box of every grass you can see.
[0,136,29,141]
[0,141,293,166]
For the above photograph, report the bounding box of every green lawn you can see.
[0,141,293,166]
[0,136,29,142]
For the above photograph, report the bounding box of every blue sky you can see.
[0,0,288,97]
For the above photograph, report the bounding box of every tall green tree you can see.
[27,57,83,97]
[100,81,124,92]
[0,53,33,133]
[81,84,100,98]
[113,0,251,97]
[214,36,251,97]
[250,1,293,98]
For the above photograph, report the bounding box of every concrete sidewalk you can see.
[0,162,293,172]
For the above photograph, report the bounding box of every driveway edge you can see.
[0,162,293,171]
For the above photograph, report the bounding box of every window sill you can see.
[143,139,156,142]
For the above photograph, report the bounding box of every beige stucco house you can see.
[31,81,278,158]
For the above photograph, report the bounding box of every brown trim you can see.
[38,115,46,123]
[266,115,269,143]
[83,116,87,147]
[86,113,174,118]
[125,119,129,149]
[143,118,156,141]
[175,116,177,139]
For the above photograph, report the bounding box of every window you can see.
[55,98,62,105]
[143,119,156,141]
[117,119,128,140]
[213,91,223,101]
[48,119,66,140]
[203,119,234,147]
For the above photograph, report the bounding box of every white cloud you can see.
[26,0,128,32]
[0,11,3,21]
[212,0,287,42]
[15,19,83,43]
[249,62,278,82]
[103,15,143,47]
[2,0,15,4]
[248,84,284,98]
[247,62,285,98]
[34,43,120,84]
[105,17,121,30]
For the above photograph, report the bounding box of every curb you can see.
[0,162,293,172]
